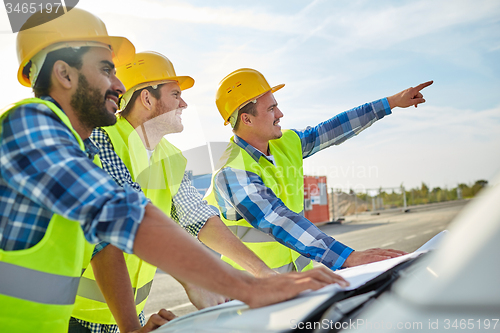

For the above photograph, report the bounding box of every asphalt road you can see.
[143,200,468,318]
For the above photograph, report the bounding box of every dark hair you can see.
[29,46,90,97]
[233,100,257,131]
[119,85,163,118]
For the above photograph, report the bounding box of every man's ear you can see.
[140,89,153,110]
[241,113,252,126]
[52,60,76,90]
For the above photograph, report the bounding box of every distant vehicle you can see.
[155,174,500,333]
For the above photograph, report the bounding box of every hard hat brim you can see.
[223,83,285,126]
[126,76,194,92]
[17,35,135,87]
[271,83,285,94]
[119,75,195,110]
[176,76,195,91]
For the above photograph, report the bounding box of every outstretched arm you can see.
[295,81,433,158]
[295,99,392,158]
[387,81,433,109]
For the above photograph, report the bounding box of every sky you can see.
[1,0,499,193]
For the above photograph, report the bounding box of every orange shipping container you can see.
[303,176,329,225]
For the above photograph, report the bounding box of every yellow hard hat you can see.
[16,8,135,87]
[117,51,194,110]
[215,68,284,126]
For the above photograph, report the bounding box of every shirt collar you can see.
[41,95,99,159]
[233,135,274,165]
[85,137,100,159]
[40,95,61,109]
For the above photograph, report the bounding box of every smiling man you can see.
[206,68,432,273]
[0,12,349,333]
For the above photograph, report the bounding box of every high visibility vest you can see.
[72,116,187,324]
[205,130,313,273]
[0,98,93,333]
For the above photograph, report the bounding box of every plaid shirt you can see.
[75,312,145,333]
[91,127,217,237]
[213,98,391,270]
[0,96,148,253]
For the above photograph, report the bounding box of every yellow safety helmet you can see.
[117,51,194,110]
[215,68,284,126]
[16,8,135,87]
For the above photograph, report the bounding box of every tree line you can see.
[354,180,488,209]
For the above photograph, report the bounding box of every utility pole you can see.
[402,185,407,212]
[354,191,357,218]
[330,187,335,221]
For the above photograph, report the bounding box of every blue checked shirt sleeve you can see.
[0,104,148,253]
[214,167,353,270]
[171,173,218,237]
[294,98,391,158]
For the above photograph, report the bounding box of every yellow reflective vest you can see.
[72,116,186,324]
[0,98,93,333]
[205,130,313,273]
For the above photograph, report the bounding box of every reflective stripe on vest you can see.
[205,130,313,273]
[77,276,153,305]
[73,257,157,324]
[0,261,80,305]
[273,255,311,273]
[0,98,90,333]
[227,226,275,243]
[294,255,313,272]
[135,280,153,306]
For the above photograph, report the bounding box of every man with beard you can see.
[205,68,431,273]
[0,9,348,333]
[71,51,278,332]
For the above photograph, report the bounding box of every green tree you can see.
[471,180,488,197]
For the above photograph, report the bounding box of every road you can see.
[323,200,467,253]
[143,200,468,318]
